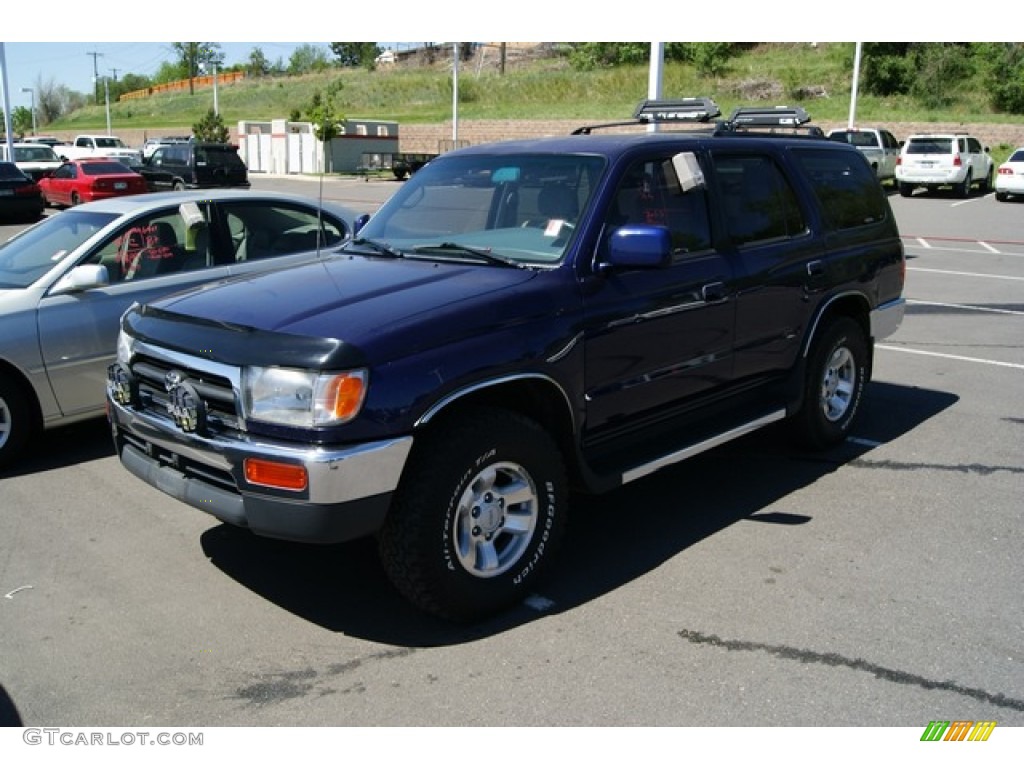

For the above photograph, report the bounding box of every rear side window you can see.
[713,153,805,247]
[792,149,887,231]
[830,131,879,148]
[196,147,246,169]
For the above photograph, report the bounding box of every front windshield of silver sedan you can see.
[350,153,606,266]
[0,211,117,288]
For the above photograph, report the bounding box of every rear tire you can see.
[898,182,913,197]
[791,318,869,450]
[995,191,1008,202]
[378,406,568,622]
[956,172,972,198]
[70,191,81,206]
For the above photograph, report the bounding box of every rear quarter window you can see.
[792,149,887,231]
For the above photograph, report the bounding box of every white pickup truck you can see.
[56,134,142,164]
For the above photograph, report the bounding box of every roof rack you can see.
[714,105,825,138]
[572,97,721,135]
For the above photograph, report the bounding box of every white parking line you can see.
[979,241,1000,254]
[877,345,1024,370]
[908,266,1024,281]
[906,299,1024,316]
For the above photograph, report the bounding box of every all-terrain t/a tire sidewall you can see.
[794,318,869,450]
[379,407,567,622]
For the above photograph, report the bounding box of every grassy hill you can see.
[48,43,1021,133]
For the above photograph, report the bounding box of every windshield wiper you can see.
[412,242,522,268]
[346,237,405,259]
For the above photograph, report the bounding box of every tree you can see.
[329,43,381,70]
[246,47,271,78]
[11,106,33,136]
[911,44,974,109]
[171,43,225,95]
[565,43,650,70]
[307,80,345,173]
[981,42,1024,114]
[35,77,88,125]
[289,44,332,75]
[193,108,230,143]
[862,43,915,96]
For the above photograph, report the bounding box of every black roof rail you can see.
[572,97,721,135]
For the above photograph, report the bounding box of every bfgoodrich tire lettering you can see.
[791,318,868,450]
[378,406,567,622]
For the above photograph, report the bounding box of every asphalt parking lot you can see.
[0,178,1021,734]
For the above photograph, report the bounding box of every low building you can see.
[237,118,399,175]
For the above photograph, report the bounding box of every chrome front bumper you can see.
[108,397,413,543]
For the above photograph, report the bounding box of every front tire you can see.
[379,406,568,622]
[791,318,869,450]
[981,167,994,193]
[0,376,36,469]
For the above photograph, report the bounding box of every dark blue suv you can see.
[107,100,906,621]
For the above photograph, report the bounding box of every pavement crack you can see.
[849,458,1022,476]
[678,629,1024,712]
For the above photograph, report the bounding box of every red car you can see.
[38,159,148,208]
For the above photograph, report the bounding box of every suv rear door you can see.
[710,148,823,383]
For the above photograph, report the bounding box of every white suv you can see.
[895,133,994,198]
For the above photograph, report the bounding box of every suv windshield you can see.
[352,153,605,266]
[14,146,60,162]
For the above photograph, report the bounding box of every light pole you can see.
[103,77,111,135]
[21,87,36,136]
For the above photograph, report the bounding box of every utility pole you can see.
[87,51,103,104]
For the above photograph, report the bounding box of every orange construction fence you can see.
[119,71,245,101]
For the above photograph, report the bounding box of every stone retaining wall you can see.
[399,120,1024,154]
[44,119,1024,161]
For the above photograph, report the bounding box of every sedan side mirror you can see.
[49,264,109,295]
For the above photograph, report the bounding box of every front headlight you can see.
[242,367,367,428]
[116,328,133,364]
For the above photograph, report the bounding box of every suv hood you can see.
[148,254,542,360]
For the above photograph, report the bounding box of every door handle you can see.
[702,282,726,302]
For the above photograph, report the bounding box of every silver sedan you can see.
[0,189,357,467]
